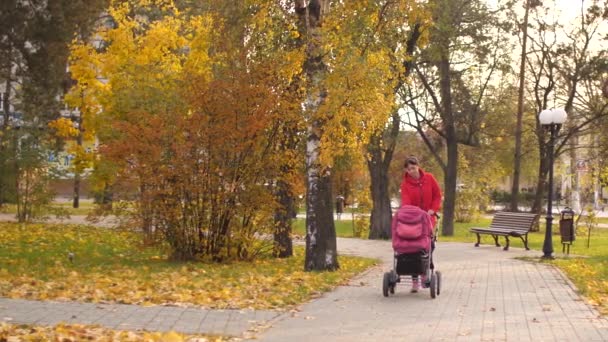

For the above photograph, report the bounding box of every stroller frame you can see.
[383,216,441,299]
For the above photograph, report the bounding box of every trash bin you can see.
[559,207,575,254]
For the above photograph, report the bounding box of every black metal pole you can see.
[542,124,557,259]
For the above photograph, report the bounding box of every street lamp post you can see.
[539,108,568,259]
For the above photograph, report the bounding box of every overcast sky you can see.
[486,0,593,24]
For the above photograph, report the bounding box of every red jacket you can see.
[400,168,442,225]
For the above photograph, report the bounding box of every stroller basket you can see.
[395,251,429,276]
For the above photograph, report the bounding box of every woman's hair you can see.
[405,156,419,167]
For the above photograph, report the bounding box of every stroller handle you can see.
[431,212,440,242]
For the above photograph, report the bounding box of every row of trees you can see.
[0,0,110,220]
[366,0,608,238]
[56,0,428,268]
[1,0,607,271]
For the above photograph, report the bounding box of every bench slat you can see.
[491,217,537,223]
[488,225,530,231]
[470,228,525,236]
[491,218,536,223]
[492,216,537,221]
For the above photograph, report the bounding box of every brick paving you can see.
[0,298,278,337]
[257,239,608,341]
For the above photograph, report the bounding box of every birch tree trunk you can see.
[296,0,339,271]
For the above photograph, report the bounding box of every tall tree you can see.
[510,0,542,212]
[367,11,427,240]
[526,0,608,215]
[295,0,338,271]
[295,1,405,267]
[67,0,306,260]
[401,0,507,235]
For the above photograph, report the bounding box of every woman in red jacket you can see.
[400,156,442,292]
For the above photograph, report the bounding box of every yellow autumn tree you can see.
[68,0,304,261]
[294,0,430,270]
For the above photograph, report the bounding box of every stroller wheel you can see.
[436,271,442,295]
[383,272,390,297]
[430,273,437,299]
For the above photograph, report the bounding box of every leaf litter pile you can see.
[0,322,224,341]
[0,223,376,309]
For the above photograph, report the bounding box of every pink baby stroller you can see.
[382,205,441,298]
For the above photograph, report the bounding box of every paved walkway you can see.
[2,236,608,341]
[0,299,278,336]
[256,239,608,341]
[0,213,118,227]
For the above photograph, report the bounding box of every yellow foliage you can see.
[67,144,95,173]
[48,117,79,138]
[301,0,432,166]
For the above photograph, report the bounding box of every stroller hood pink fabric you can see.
[391,205,433,254]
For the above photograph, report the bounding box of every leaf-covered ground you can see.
[446,219,608,315]
[0,223,376,309]
[552,257,608,315]
[0,322,221,342]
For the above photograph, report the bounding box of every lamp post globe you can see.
[552,108,567,124]
[539,109,554,125]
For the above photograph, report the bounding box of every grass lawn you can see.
[595,217,608,225]
[0,201,96,216]
[292,218,357,238]
[0,222,376,310]
[444,218,608,315]
[0,323,218,342]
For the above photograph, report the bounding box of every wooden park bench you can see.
[470,212,539,251]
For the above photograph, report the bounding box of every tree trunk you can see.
[73,111,83,208]
[274,179,294,258]
[305,127,338,271]
[73,172,81,208]
[366,25,421,240]
[297,0,339,271]
[510,0,532,212]
[593,135,602,210]
[0,81,10,206]
[140,182,154,245]
[442,136,457,236]
[594,169,601,210]
[367,112,399,240]
[367,145,392,239]
[438,49,456,236]
[569,135,581,213]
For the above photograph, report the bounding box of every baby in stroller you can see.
[382,204,441,298]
